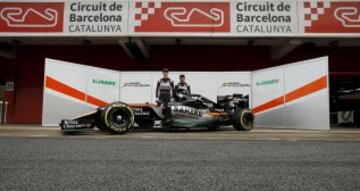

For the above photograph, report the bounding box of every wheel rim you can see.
[107,108,132,129]
[241,112,254,129]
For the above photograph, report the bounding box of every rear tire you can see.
[232,109,254,131]
[101,102,135,134]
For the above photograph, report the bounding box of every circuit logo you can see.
[0,2,64,32]
[134,1,230,32]
[164,7,224,28]
[303,1,360,33]
[334,7,360,28]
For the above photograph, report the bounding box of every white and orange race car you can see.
[60,92,254,134]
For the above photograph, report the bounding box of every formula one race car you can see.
[60,92,254,134]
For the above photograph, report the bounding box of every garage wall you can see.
[1,45,267,124]
[0,86,4,100]
[0,45,359,124]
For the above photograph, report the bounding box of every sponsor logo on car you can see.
[132,107,150,115]
[133,1,230,32]
[0,2,64,32]
[171,106,202,118]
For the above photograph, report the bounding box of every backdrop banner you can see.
[252,57,329,130]
[42,58,251,126]
[42,57,329,130]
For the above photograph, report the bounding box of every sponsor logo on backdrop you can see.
[220,82,250,88]
[133,1,230,32]
[92,79,116,86]
[0,2,64,32]
[303,1,360,33]
[122,82,150,87]
[65,1,127,33]
[232,1,296,34]
[256,79,279,86]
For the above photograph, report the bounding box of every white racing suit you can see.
[156,77,174,120]
[175,82,191,100]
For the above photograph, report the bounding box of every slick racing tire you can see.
[232,108,254,131]
[101,102,135,134]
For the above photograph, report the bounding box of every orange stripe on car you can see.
[207,112,228,116]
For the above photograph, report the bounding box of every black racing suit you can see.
[156,77,174,120]
[175,82,191,100]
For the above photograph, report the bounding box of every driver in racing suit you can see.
[156,68,175,121]
[175,74,191,101]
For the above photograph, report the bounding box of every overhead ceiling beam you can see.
[134,38,150,59]
[118,38,134,59]
[0,42,16,59]
[271,40,302,60]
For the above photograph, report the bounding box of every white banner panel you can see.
[119,71,252,104]
[42,58,121,126]
[44,58,87,93]
[252,67,285,128]
[216,72,252,107]
[171,72,219,102]
[283,57,329,130]
[42,59,92,126]
[119,72,153,103]
[251,56,329,130]
[86,67,120,106]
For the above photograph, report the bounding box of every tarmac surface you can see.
[0,125,360,190]
[1,125,360,141]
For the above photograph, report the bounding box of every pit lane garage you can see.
[0,0,359,129]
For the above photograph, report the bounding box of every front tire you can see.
[101,102,135,134]
[232,109,254,131]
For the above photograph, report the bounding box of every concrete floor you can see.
[0,125,359,191]
[0,137,359,191]
[0,125,360,141]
